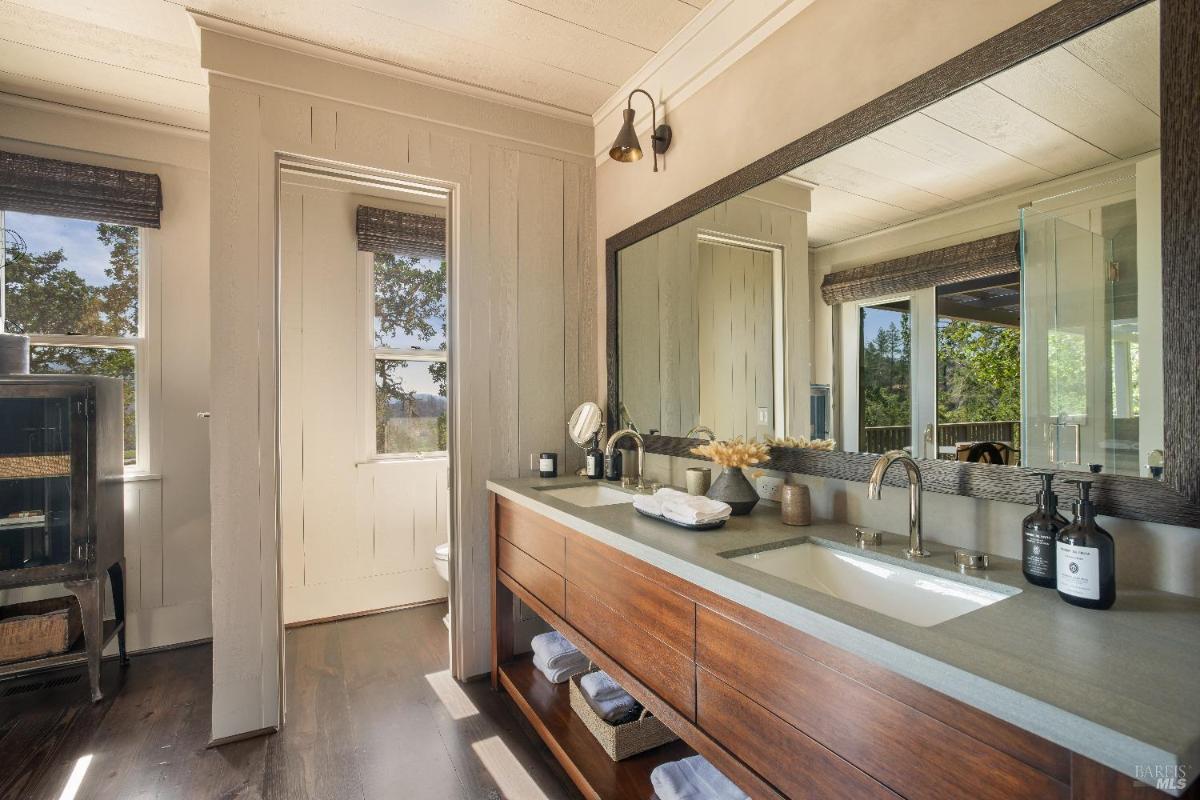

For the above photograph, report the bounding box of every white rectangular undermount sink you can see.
[726,541,1016,627]
[538,484,634,507]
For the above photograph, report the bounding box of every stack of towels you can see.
[633,488,731,527]
[650,755,749,800]
[531,631,588,684]
[579,669,642,726]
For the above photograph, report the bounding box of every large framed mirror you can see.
[606,0,1199,526]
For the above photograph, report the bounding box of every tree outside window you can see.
[371,251,448,455]
[2,213,142,464]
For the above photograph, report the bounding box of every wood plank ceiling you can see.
[0,0,710,131]
[794,2,1160,248]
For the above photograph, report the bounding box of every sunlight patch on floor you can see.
[424,669,479,720]
[471,735,551,800]
[58,754,92,800]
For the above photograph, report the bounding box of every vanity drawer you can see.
[498,537,565,617]
[697,667,899,800]
[565,582,695,720]
[565,539,695,656]
[696,608,1067,800]
[496,498,566,574]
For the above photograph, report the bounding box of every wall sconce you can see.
[609,89,672,172]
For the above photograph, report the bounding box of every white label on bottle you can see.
[539,457,554,473]
[586,454,597,473]
[1057,542,1100,600]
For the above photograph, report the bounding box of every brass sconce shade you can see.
[608,89,671,172]
[609,108,642,163]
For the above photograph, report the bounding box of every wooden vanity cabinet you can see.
[490,493,1187,800]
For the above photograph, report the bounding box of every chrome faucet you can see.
[685,425,716,441]
[867,450,930,558]
[605,428,645,489]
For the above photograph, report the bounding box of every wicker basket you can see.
[0,597,83,665]
[569,668,678,761]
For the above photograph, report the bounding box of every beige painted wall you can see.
[0,95,213,651]
[201,26,596,739]
[595,0,1199,593]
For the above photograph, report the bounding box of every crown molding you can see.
[188,9,594,128]
[592,0,818,164]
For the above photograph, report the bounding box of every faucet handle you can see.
[855,527,883,547]
[954,550,989,570]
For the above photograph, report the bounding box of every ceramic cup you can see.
[685,467,711,496]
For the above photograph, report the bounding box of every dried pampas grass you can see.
[690,437,771,468]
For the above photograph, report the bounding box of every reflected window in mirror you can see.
[857,300,912,456]
[936,273,1021,465]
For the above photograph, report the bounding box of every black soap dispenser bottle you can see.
[1022,471,1067,588]
[584,435,604,480]
[1056,479,1116,610]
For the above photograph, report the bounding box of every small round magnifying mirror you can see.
[568,401,603,447]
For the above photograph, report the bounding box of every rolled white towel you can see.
[660,494,731,526]
[651,756,749,800]
[530,630,580,669]
[532,650,588,684]
[580,670,624,702]
[584,688,638,723]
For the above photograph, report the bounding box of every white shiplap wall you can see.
[0,99,213,653]
[204,32,596,739]
[618,189,810,439]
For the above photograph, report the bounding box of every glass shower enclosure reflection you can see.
[1020,188,1162,477]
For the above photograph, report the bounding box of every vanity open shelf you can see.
[496,652,695,800]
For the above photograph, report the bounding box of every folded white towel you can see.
[530,630,580,669]
[580,670,624,702]
[651,756,749,800]
[532,650,588,684]
[632,492,665,516]
[660,493,731,526]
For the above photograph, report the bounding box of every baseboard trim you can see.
[284,597,447,629]
[208,725,278,749]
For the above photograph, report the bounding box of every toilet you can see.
[434,541,450,583]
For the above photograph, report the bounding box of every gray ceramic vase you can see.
[707,467,758,515]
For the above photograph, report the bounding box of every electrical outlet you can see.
[757,407,770,425]
[757,475,784,501]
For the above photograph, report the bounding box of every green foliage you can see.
[4,219,140,463]
[860,311,911,428]
[372,252,449,453]
[937,320,1021,426]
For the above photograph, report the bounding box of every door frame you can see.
[272,155,465,721]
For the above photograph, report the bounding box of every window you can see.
[858,300,912,454]
[1,210,144,468]
[370,251,447,456]
[936,273,1021,462]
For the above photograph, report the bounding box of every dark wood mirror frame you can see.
[606,0,1200,528]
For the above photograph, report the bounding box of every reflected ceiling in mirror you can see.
[614,1,1163,480]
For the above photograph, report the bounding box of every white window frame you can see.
[0,210,152,473]
[359,249,449,462]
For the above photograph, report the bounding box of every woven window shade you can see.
[356,205,446,260]
[0,150,162,228]
[820,231,1020,305]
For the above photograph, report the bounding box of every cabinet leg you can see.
[64,577,104,702]
[107,559,128,666]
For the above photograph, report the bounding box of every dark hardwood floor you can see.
[0,602,582,799]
